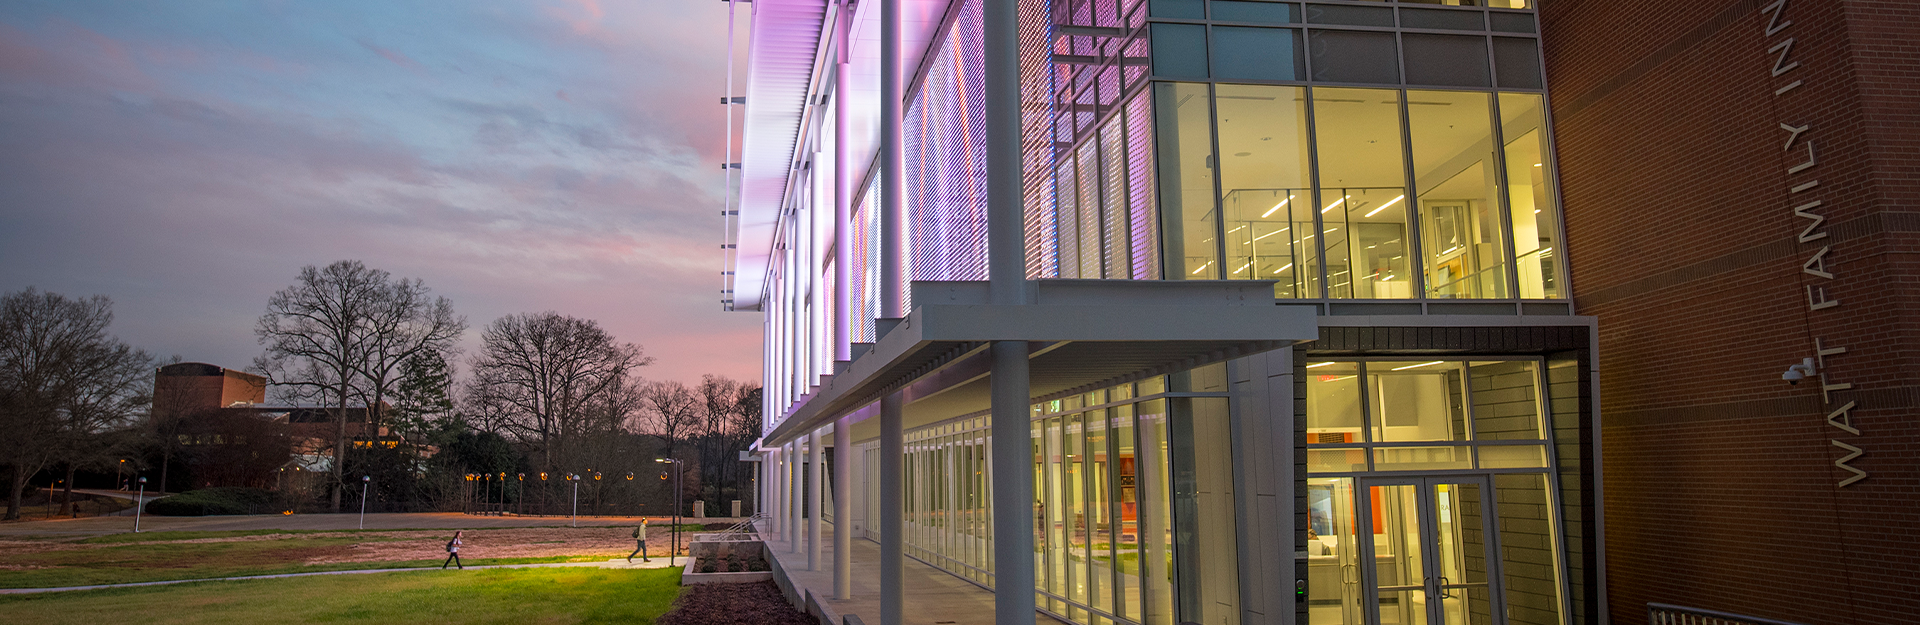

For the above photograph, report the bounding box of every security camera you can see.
[1782,358,1817,385]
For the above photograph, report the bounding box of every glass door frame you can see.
[1355,473,1509,625]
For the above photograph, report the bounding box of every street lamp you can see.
[517,473,525,517]
[655,458,683,566]
[569,474,581,527]
[134,476,147,533]
[358,476,371,530]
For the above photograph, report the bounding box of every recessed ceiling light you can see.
[1235,152,1252,157]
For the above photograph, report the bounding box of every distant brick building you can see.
[151,362,387,489]
[1541,0,1919,623]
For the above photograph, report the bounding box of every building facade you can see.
[728,1,1602,624]
[1542,1,1920,624]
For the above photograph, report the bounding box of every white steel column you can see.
[809,427,824,570]
[789,441,803,552]
[880,392,905,625]
[880,0,906,321]
[834,415,854,598]
[833,0,852,362]
[985,0,1034,622]
[879,1,906,623]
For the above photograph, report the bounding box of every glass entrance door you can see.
[1358,476,1502,625]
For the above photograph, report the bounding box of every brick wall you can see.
[1541,0,1920,622]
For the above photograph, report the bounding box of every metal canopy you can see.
[760,280,1319,446]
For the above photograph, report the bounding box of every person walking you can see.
[442,531,465,569]
[627,519,651,563]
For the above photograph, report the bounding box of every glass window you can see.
[1046,416,1069,613]
[1402,34,1491,87]
[1136,400,1175,625]
[1150,24,1209,78]
[1468,360,1543,440]
[1492,37,1543,89]
[1170,397,1239,625]
[1407,89,1509,298]
[1368,360,1468,443]
[1305,361,1363,440]
[1210,27,1304,82]
[1153,82,1221,279]
[1373,445,1473,470]
[1400,7,1486,31]
[1086,409,1113,614]
[1214,84,1318,297]
[1498,93,1562,298]
[1305,478,1362,622]
[1313,87,1412,298]
[1066,413,1088,611]
[1489,12,1537,34]
[1210,1,1300,24]
[1148,0,1205,19]
[1112,405,1143,623]
[1303,3,1394,26]
[1307,30,1400,84]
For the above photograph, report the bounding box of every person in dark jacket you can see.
[627,519,651,563]
[442,531,464,569]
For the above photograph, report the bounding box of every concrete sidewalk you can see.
[0,557,682,595]
[758,521,1067,625]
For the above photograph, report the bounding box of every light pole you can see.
[358,476,371,530]
[569,474,581,527]
[517,474,525,516]
[656,458,682,566]
[133,476,146,533]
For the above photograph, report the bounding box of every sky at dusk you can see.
[0,1,762,387]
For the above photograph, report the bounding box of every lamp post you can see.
[358,476,371,529]
[134,476,147,533]
[517,474,525,516]
[656,458,683,566]
[569,474,581,527]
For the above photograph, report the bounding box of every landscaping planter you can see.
[680,539,773,585]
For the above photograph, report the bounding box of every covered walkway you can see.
[758,520,1067,625]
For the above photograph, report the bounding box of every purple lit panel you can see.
[903,0,988,289]
[1021,0,1060,279]
[1096,0,1118,28]
[1125,91,1160,279]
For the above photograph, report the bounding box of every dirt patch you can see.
[656,580,815,625]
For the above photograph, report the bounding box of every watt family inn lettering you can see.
[1764,0,1866,488]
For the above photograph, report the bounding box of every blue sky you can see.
[0,0,760,384]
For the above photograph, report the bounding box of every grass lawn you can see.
[0,566,682,625]
[0,527,652,589]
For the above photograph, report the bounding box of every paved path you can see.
[0,511,745,537]
[761,521,1070,625]
[0,558,685,595]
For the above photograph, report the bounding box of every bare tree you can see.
[254,261,463,512]
[465,312,651,470]
[0,288,152,520]
[637,380,702,460]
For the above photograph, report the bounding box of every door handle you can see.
[1342,563,1356,585]
[1438,576,1452,599]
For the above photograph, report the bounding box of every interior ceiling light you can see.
[1306,361,1336,368]
[1322,197,1345,214]
[1261,196,1294,218]
[1364,195,1406,218]
[1391,361,1445,371]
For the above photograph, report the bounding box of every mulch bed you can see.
[656,580,816,625]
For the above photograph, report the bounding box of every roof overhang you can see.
[759,280,1320,446]
[732,0,954,311]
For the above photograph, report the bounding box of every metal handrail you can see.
[1648,602,1809,625]
[705,513,769,541]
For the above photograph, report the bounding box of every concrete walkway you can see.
[758,521,1067,625]
[0,512,743,537]
[0,557,683,595]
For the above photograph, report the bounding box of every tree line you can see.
[0,260,761,520]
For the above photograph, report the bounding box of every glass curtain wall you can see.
[872,365,1236,625]
[1140,2,1564,299]
[1303,359,1568,625]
